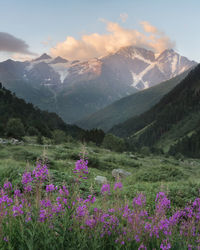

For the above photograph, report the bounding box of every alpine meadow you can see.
[1,1,200,249]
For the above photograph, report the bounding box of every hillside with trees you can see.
[110,64,200,157]
[77,69,191,131]
[0,83,83,139]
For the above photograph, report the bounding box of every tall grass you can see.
[0,154,200,249]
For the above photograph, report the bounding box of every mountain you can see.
[33,53,52,61]
[76,68,192,132]
[0,84,83,138]
[0,47,196,123]
[100,47,196,90]
[50,56,68,64]
[110,64,200,156]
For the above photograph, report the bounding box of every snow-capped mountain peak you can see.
[116,46,155,63]
[101,46,196,90]
[33,53,52,61]
[50,56,68,64]
[0,46,196,93]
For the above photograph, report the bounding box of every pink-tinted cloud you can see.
[50,20,175,61]
[120,13,128,23]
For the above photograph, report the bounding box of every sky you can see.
[0,0,200,62]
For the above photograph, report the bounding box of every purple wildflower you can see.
[46,184,56,192]
[133,194,146,207]
[73,158,88,179]
[12,204,24,217]
[3,181,12,190]
[3,237,8,242]
[24,185,32,192]
[22,172,33,185]
[59,185,69,196]
[101,183,110,195]
[14,189,21,197]
[76,205,88,217]
[114,182,123,190]
[32,163,49,181]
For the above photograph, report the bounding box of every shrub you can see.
[136,165,185,182]
[52,130,66,144]
[102,134,126,152]
[6,118,25,139]
[140,146,151,156]
[37,133,44,145]
[87,155,101,169]
[27,126,39,136]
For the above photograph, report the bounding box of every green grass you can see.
[0,138,200,209]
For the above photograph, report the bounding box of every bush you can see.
[12,149,38,162]
[136,165,186,182]
[0,165,24,187]
[87,156,101,169]
[37,133,44,145]
[27,126,39,136]
[102,134,126,152]
[52,130,66,144]
[6,118,25,139]
[140,146,151,156]
[68,151,80,160]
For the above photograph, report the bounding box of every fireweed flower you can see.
[25,212,32,222]
[40,199,52,208]
[114,182,123,190]
[24,185,32,192]
[12,204,24,217]
[85,217,96,228]
[138,243,147,250]
[14,189,21,197]
[73,158,88,179]
[59,185,69,196]
[76,205,88,217]
[133,194,146,207]
[160,239,171,250]
[46,184,57,192]
[155,192,170,211]
[32,162,49,181]
[4,158,200,247]
[3,181,12,190]
[83,195,96,204]
[101,183,110,195]
[0,194,13,207]
[22,172,33,185]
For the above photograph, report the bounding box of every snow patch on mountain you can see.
[50,63,70,83]
[10,47,197,92]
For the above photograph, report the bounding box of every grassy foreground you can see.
[0,138,200,249]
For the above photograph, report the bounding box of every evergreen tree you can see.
[6,118,25,139]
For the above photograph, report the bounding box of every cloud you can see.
[11,53,36,61]
[50,20,175,61]
[41,36,54,47]
[0,32,34,55]
[140,21,159,34]
[120,13,128,23]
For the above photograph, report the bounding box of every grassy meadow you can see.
[1,137,200,249]
[1,137,200,208]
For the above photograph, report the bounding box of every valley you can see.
[1,2,200,247]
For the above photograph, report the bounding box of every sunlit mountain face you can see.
[0,46,197,123]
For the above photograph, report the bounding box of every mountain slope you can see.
[101,47,196,90]
[110,64,200,155]
[77,68,192,131]
[0,47,196,123]
[0,84,83,138]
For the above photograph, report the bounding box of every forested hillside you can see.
[110,64,200,157]
[0,83,83,138]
